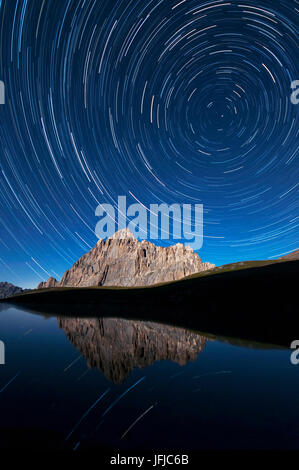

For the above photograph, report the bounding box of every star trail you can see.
[0,0,298,287]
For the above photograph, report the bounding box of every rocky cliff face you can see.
[0,282,23,299]
[279,249,299,261]
[38,229,214,288]
[58,317,207,383]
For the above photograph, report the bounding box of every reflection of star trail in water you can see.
[121,403,156,440]
[0,371,20,393]
[0,1,298,286]
[102,376,146,417]
[1,306,299,450]
[65,387,111,441]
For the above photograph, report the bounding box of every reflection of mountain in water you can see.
[58,317,207,383]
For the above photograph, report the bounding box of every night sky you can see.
[0,0,298,288]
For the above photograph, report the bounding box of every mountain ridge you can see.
[38,229,215,288]
[4,260,298,348]
[278,249,299,261]
[0,282,24,299]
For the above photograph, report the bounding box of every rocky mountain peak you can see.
[109,228,136,240]
[0,282,24,299]
[38,231,215,289]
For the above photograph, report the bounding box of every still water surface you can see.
[0,304,298,450]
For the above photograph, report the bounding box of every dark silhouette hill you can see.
[2,259,298,347]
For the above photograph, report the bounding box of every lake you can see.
[0,304,298,451]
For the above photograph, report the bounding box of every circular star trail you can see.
[0,0,298,287]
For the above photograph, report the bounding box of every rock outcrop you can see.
[38,229,215,288]
[38,277,58,289]
[0,282,23,299]
[58,317,207,383]
[279,249,299,261]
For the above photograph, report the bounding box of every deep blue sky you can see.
[0,0,298,288]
